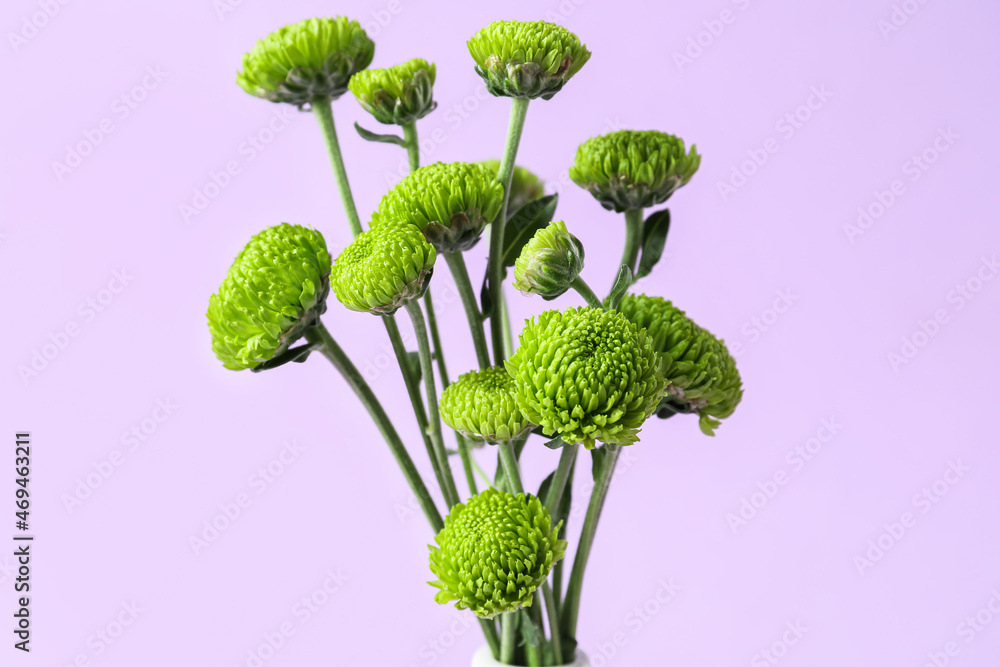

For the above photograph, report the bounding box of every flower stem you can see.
[311,97,362,237]
[571,277,603,310]
[306,322,442,531]
[498,438,526,495]
[500,613,517,663]
[402,121,420,171]
[405,300,460,509]
[444,252,492,370]
[542,582,563,665]
[422,291,450,392]
[543,444,578,517]
[620,207,644,277]
[488,97,531,365]
[560,444,621,641]
[525,605,543,666]
[501,290,515,359]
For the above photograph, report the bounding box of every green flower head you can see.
[569,130,701,212]
[236,17,375,106]
[429,488,566,618]
[513,221,585,300]
[467,21,591,100]
[439,367,533,444]
[207,223,331,371]
[348,58,437,125]
[506,307,667,448]
[329,223,436,315]
[478,160,545,216]
[372,162,504,253]
[618,294,743,436]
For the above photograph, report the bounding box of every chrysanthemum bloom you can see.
[478,160,545,215]
[506,307,667,448]
[347,58,437,125]
[207,223,331,370]
[429,488,566,618]
[513,221,585,300]
[439,367,533,444]
[618,294,743,436]
[467,21,591,100]
[371,162,504,253]
[236,17,374,106]
[329,223,436,315]
[569,130,701,212]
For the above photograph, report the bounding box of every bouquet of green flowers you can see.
[208,16,743,666]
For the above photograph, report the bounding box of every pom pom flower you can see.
[506,307,667,448]
[439,367,532,444]
[569,130,701,212]
[348,58,437,125]
[207,223,331,371]
[618,294,743,436]
[513,220,585,300]
[467,21,591,100]
[478,160,545,216]
[329,223,436,315]
[429,488,566,618]
[236,17,375,106]
[372,162,504,253]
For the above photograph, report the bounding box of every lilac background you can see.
[2,0,999,665]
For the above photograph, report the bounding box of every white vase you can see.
[472,646,590,667]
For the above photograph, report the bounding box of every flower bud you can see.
[429,488,566,618]
[506,307,667,448]
[329,223,436,315]
[467,21,591,100]
[372,162,504,253]
[618,294,743,436]
[569,130,701,212]
[513,221,585,300]
[348,58,437,125]
[207,223,331,370]
[236,17,374,106]
[439,367,533,444]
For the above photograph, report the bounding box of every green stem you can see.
[525,606,543,666]
[552,452,576,612]
[500,613,517,663]
[542,582,563,665]
[561,444,621,640]
[311,97,362,237]
[382,317,452,498]
[543,445,578,517]
[620,207,644,277]
[402,121,420,171]
[488,97,531,365]
[423,291,450,392]
[306,322,442,531]
[480,618,501,659]
[498,438,525,495]
[571,277,603,310]
[405,301,460,509]
[472,456,494,488]
[444,252,492,370]
[501,290,515,359]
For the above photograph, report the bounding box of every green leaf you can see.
[406,350,422,384]
[542,436,567,450]
[251,340,319,373]
[500,194,559,268]
[354,122,408,147]
[604,265,633,310]
[635,209,671,279]
[590,446,607,483]
[479,272,493,322]
[519,611,541,647]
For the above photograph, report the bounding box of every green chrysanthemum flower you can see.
[439,367,533,444]
[329,223,436,315]
[207,223,331,371]
[348,58,437,125]
[467,21,591,100]
[478,160,545,216]
[569,130,701,212]
[618,294,743,436]
[429,488,566,618]
[236,17,375,106]
[371,162,504,253]
[506,307,667,448]
[513,221,585,300]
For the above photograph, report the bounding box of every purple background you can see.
[3,0,1000,665]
